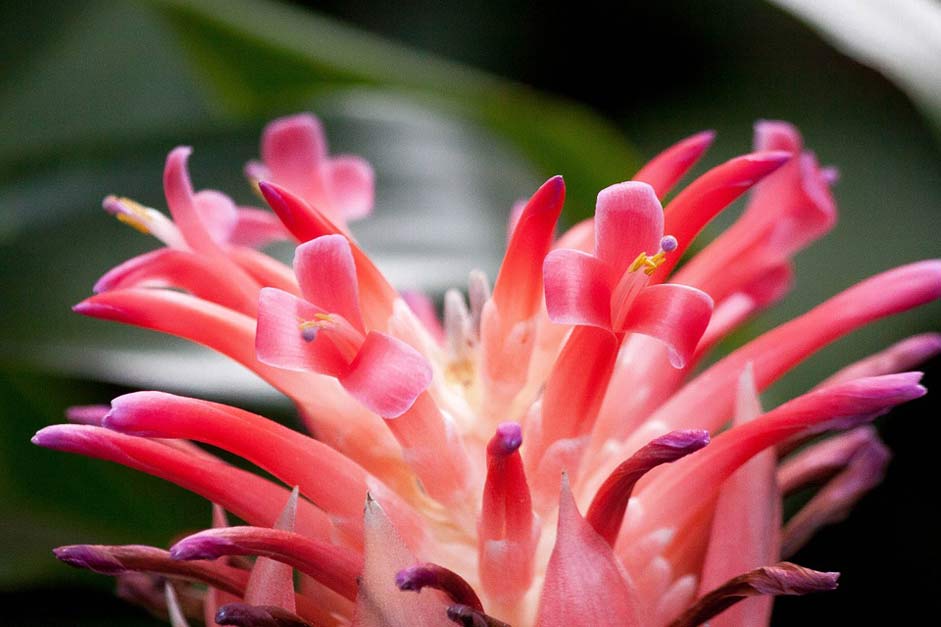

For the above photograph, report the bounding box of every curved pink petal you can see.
[698,368,780,627]
[164,147,225,255]
[227,246,301,295]
[260,113,327,200]
[294,235,364,332]
[324,155,374,220]
[255,288,351,377]
[543,248,611,328]
[536,478,643,627]
[32,425,334,540]
[230,208,291,248]
[258,182,396,330]
[491,176,565,324]
[651,151,791,282]
[618,284,713,368]
[594,182,664,277]
[633,130,715,198]
[352,498,450,627]
[340,332,432,418]
[93,248,257,315]
[193,190,239,245]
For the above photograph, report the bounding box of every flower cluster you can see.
[35,113,940,626]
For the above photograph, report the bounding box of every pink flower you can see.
[34,114,940,626]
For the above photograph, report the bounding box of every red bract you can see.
[35,114,939,626]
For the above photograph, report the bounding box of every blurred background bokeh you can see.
[1,0,939,624]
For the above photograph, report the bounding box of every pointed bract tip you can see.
[72,299,123,319]
[65,405,110,426]
[748,563,840,595]
[651,429,711,455]
[54,545,125,575]
[488,422,523,457]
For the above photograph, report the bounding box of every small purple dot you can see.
[301,326,318,342]
[660,235,678,252]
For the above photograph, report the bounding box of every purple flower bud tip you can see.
[654,429,710,453]
[71,301,121,317]
[31,426,72,449]
[492,422,523,455]
[65,405,110,426]
[301,326,318,342]
[170,534,234,561]
[395,565,436,592]
[660,235,678,252]
[54,546,125,575]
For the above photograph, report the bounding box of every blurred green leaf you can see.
[147,0,642,212]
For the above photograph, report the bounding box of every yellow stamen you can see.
[629,251,668,276]
[298,313,337,332]
[112,197,151,234]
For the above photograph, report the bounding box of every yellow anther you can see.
[629,251,668,276]
[113,198,152,234]
[298,313,337,332]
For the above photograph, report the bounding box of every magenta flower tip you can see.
[169,534,236,562]
[654,428,711,453]
[54,545,125,575]
[216,603,310,627]
[490,422,523,456]
[394,564,436,592]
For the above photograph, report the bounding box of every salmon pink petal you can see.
[536,478,643,627]
[340,332,433,418]
[594,182,663,277]
[401,290,445,345]
[255,288,351,377]
[171,525,362,601]
[324,155,375,220]
[164,147,225,255]
[618,284,714,368]
[230,208,290,248]
[698,367,780,627]
[260,113,327,197]
[93,248,258,315]
[353,498,450,627]
[778,426,879,493]
[258,182,396,329]
[32,425,333,540]
[293,235,364,332]
[632,130,715,198]
[244,489,298,612]
[491,176,565,324]
[651,151,791,282]
[820,332,941,387]
[193,190,239,245]
[227,247,301,295]
[543,248,611,328]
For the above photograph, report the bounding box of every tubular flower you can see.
[33,113,940,627]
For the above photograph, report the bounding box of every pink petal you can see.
[164,147,225,255]
[593,182,663,278]
[294,235,364,332]
[543,248,612,328]
[820,332,941,387]
[652,151,791,282]
[93,248,258,315]
[698,367,780,627]
[193,189,239,245]
[491,176,565,324]
[260,113,327,200]
[632,130,715,198]
[324,155,375,220]
[536,478,643,627]
[229,207,291,248]
[258,182,396,329]
[352,498,450,627]
[245,500,300,621]
[255,288,352,377]
[618,284,714,368]
[400,290,445,345]
[32,425,334,540]
[171,524,362,602]
[340,332,432,418]
[227,246,301,295]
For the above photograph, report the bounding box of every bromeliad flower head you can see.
[33,113,941,627]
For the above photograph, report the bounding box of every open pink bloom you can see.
[34,115,940,627]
